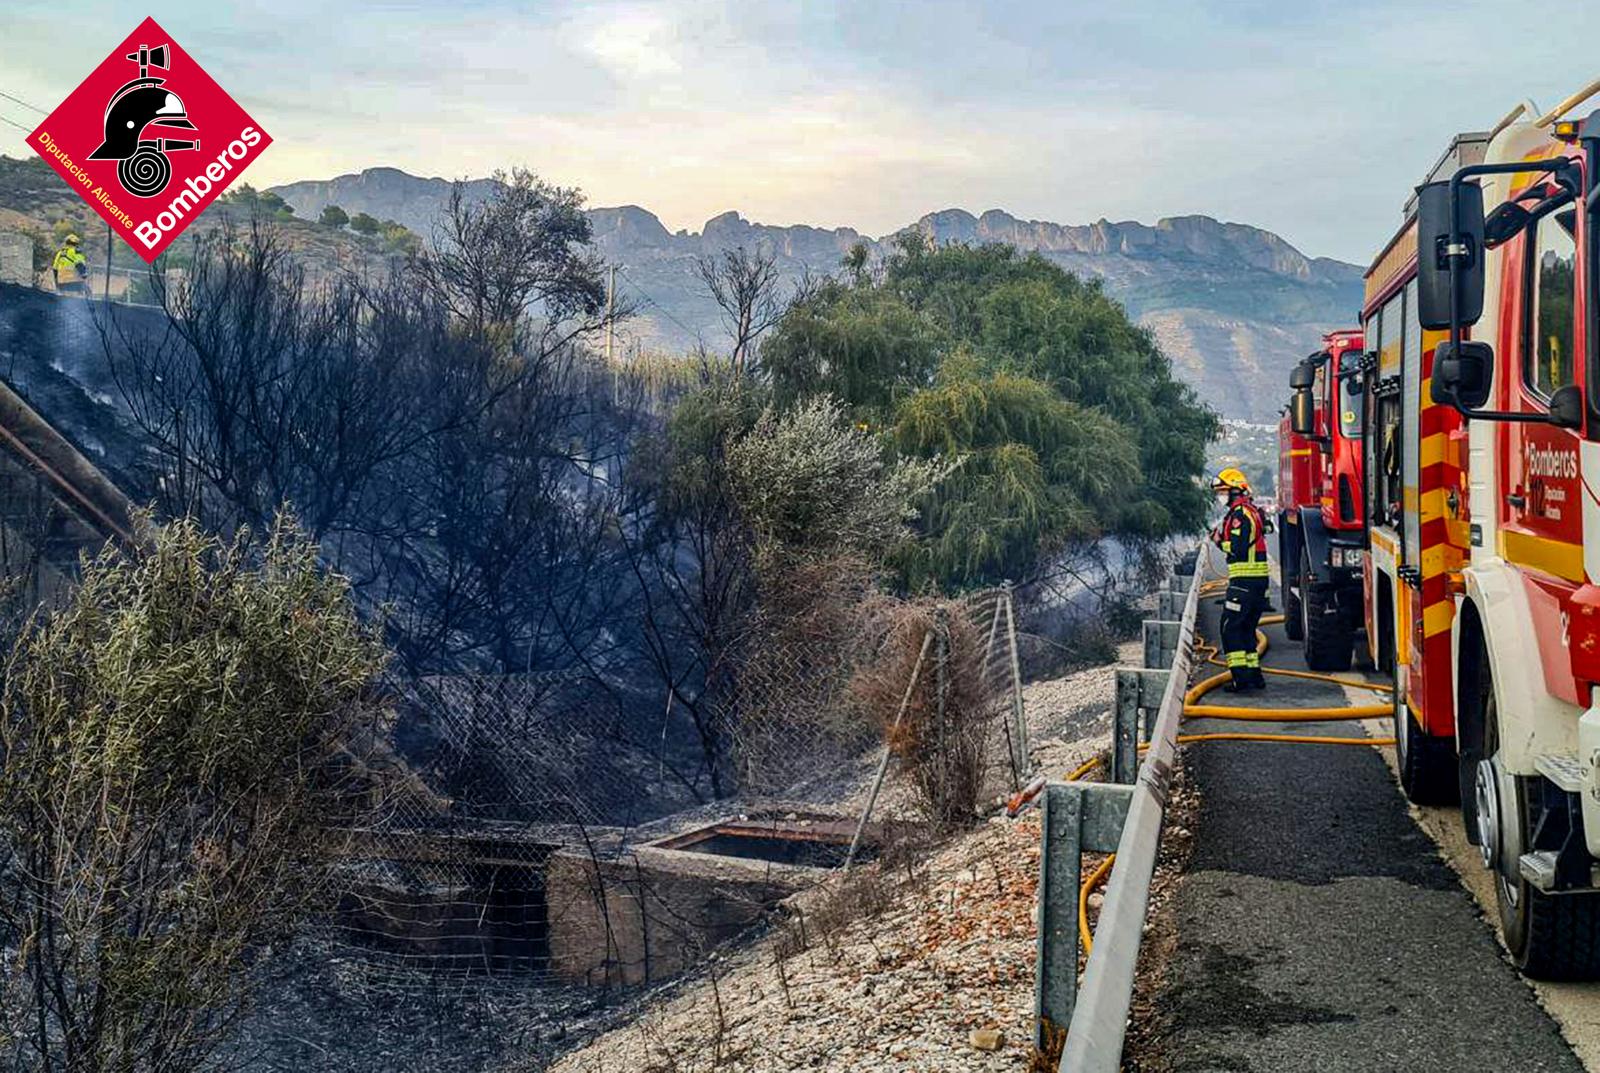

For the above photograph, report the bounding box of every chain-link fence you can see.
[248,577,1032,1073]
[319,578,1028,970]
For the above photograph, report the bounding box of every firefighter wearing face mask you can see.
[1210,468,1270,692]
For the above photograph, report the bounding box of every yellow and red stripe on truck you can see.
[1362,221,1468,740]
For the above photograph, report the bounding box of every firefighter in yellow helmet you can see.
[1210,467,1270,691]
[51,234,89,297]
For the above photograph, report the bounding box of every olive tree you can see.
[0,515,389,1073]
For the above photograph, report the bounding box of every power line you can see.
[0,90,46,115]
[614,264,702,342]
[0,113,34,135]
[0,89,47,114]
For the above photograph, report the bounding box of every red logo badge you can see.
[28,17,272,263]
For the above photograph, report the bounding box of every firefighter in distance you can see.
[51,234,88,296]
[1211,468,1270,692]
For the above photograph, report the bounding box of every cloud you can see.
[5,0,1600,262]
[575,6,684,80]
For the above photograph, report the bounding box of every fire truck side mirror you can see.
[1548,384,1584,431]
[1288,361,1316,390]
[1290,387,1316,436]
[1431,340,1493,411]
[1416,180,1485,332]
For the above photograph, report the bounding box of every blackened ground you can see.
[224,942,622,1073]
[0,283,163,500]
[1138,559,1583,1072]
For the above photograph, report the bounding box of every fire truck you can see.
[1365,79,1600,977]
[1279,330,1367,670]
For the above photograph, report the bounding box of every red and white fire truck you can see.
[1279,330,1367,670]
[1364,80,1600,976]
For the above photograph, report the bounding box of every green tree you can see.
[0,515,388,1072]
[380,219,421,256]
[762,279,944,423]
[727,395,947,564]
[761,241,1218,588]
[892,360,1141,587]
[259,190,292,216]
[318,203,349,228]
[350,211,381,236]
[842,240,871,285]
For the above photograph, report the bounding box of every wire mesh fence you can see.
[317,581,1032,1000]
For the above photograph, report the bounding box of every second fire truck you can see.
[1280,329,1367,670]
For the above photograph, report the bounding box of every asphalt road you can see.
[1151,562,1583,1072]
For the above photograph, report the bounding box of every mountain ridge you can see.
[266,168,1362,420]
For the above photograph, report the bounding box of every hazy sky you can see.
[4,1,1598,263]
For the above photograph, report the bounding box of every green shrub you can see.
[0,515,389,1072]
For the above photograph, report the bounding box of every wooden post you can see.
[1003,583,1030,773]
[845,632,934,870]
[605,265,617,365]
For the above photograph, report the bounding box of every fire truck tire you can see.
[1300,558,1352,672]
[1283,583,1304,641]
[1393,662,1457,805]
[1509,864,1600,980]
[1481,682,1600,979]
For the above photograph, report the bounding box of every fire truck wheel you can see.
[1300,557,1352,672]
[1480,687,1600,979]
[1283,582,1304,641]
[1392,662,1457,805]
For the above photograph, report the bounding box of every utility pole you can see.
[104,220,112,301]
[605,265,617,367]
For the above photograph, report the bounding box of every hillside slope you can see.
[267,168,1363,421]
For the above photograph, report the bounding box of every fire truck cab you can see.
[1280,330,1367,669]
[1389,89,1600,977]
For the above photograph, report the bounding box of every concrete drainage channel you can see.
[1033,547,1202,1070]
[653,814,872,869]
[339,807,882,988]
[548,807,882,987]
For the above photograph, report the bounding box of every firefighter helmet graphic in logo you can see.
[86,43,200,198]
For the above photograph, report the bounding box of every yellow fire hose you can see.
[1074,585,1398,954]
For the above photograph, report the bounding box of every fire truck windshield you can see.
[1336,354,1362,438]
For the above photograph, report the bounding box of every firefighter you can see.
[51,235,89,296]
[1210,467,1270,691]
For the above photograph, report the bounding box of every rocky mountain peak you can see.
[588,205,672,246]
[262,167,1362,420]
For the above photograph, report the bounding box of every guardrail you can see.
[1033,549,1203,1069]
[11,266,164,309]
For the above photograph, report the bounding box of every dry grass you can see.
[849,599,994,828]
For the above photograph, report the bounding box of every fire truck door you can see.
[1499,205,1584,700]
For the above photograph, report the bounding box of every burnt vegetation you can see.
[0,161,1219,1070]
[72,168,1215,832]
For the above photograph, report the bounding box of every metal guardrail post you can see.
[1034,780,1134,1049]
[1126,667,1170,742]
[1056,554,1204,1072]
[1142,619,1179,669]
[1111,670,1139,783]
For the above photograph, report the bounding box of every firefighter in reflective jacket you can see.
[51,235,89,296]
[1210,468,1269,691]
